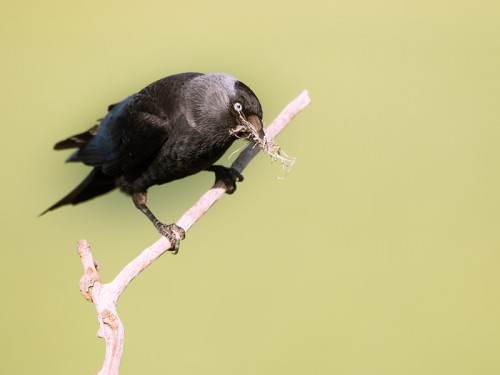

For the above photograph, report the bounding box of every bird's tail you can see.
[40,168,116,216]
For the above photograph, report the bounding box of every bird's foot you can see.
[157,223,186,254]
[208,165,244,194]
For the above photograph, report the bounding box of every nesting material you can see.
[230,114,296,177]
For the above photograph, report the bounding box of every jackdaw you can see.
[41,72,265,252]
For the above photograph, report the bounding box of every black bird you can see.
[42,72,265,252]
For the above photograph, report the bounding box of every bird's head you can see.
[185,73,265,146]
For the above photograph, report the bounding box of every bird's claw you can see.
[157,223,185,254]
[209,166,244,194]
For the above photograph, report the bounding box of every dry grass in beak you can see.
[230,114,296,177]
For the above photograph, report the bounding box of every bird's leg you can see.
[132,192,185,254]
[206,165,244,194]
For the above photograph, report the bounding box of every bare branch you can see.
[77,90,311,374]
[78,240,124,375]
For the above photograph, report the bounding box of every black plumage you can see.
[42,72,264,252]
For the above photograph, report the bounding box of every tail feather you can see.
[40,168,116,216]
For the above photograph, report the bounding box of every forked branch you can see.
[77,90,311,374]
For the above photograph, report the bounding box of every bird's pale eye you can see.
[233,102,243,112]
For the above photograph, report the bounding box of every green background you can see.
[2,1,500,374]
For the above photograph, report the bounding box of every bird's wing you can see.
[53,125,99,150]
[77,94,172,176]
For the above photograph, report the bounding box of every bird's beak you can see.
[246,114,266,142]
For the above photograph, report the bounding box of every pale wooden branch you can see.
[77,90,311,375]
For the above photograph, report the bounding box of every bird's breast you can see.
[119,130,234,194]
